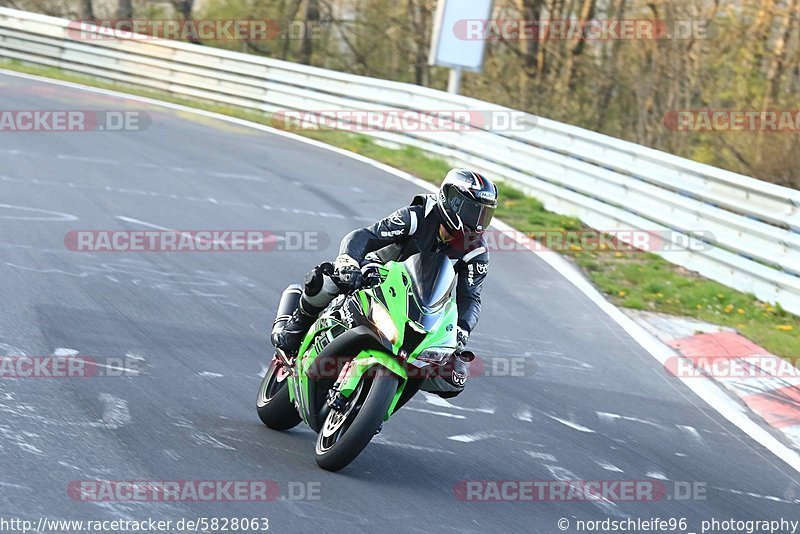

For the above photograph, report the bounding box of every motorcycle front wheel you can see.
[314,366,398,471]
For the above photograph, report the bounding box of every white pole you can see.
[447,67,462,94]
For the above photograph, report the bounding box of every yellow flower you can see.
[724,304,734,313]
[618,291,626,297]
[737,308,745,315]
[776,325,794,331]
[737,324,746,328]
[696,304,702,309]
[614,252,623,258]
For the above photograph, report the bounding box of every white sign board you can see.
[429,0,493,72]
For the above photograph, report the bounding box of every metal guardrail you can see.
[1,7,798,314]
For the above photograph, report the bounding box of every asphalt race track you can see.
[1,71,799,533]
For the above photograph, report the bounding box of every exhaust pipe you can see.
[271,284,303,342]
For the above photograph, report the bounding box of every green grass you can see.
[581,251,799,360]
[4,59,798,362]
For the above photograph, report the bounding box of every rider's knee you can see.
[303,262,331,297]
[303,262,339,309]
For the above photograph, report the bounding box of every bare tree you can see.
[117,0,133,20]
[78,0,94,19]
[407,0,431,86]
[301,0,320,64]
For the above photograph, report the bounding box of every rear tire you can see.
[256,358,302,430]
[314,366,398,472]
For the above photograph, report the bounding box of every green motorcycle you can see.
[256,252,472,471]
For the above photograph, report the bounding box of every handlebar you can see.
[360,263,384,289]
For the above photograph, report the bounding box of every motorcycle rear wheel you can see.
[256,357,302,430]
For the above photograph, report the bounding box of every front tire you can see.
[256,357,302,430]
[315,366,398,472]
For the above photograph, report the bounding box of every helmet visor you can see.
[457,201,495,231]
[442,184,497,232]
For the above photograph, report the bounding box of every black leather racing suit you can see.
[339,193,489,334]
[279,193,489,396]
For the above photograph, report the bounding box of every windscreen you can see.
[403,253,456,312]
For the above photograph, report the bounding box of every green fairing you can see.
[287,258,458,422]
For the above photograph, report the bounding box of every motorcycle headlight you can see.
[417,346,455,364]
[369,300,399,344]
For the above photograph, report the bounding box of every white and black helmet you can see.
[436,169,499,234]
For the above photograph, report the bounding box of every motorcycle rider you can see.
[272,168,498,398]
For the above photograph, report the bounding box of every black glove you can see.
[456,326,469,353]
[333,254,362,292]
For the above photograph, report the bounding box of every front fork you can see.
[335,350,408,420]
[289,349,407,428]
[326,360,354,413]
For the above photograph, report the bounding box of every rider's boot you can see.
[441,352,469,397]
[423,352,470,399]
[273,305,317,356]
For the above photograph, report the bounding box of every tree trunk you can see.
[116,0,133,20]
[282,0,303,60]
[560,0,595,92]
[765,0,799,101]
[408,0,430,86]
[172,0,195,20]
[301,0,320,65]
[595,0,626,130]
[78,0,94,19]
[516,0,545,109]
